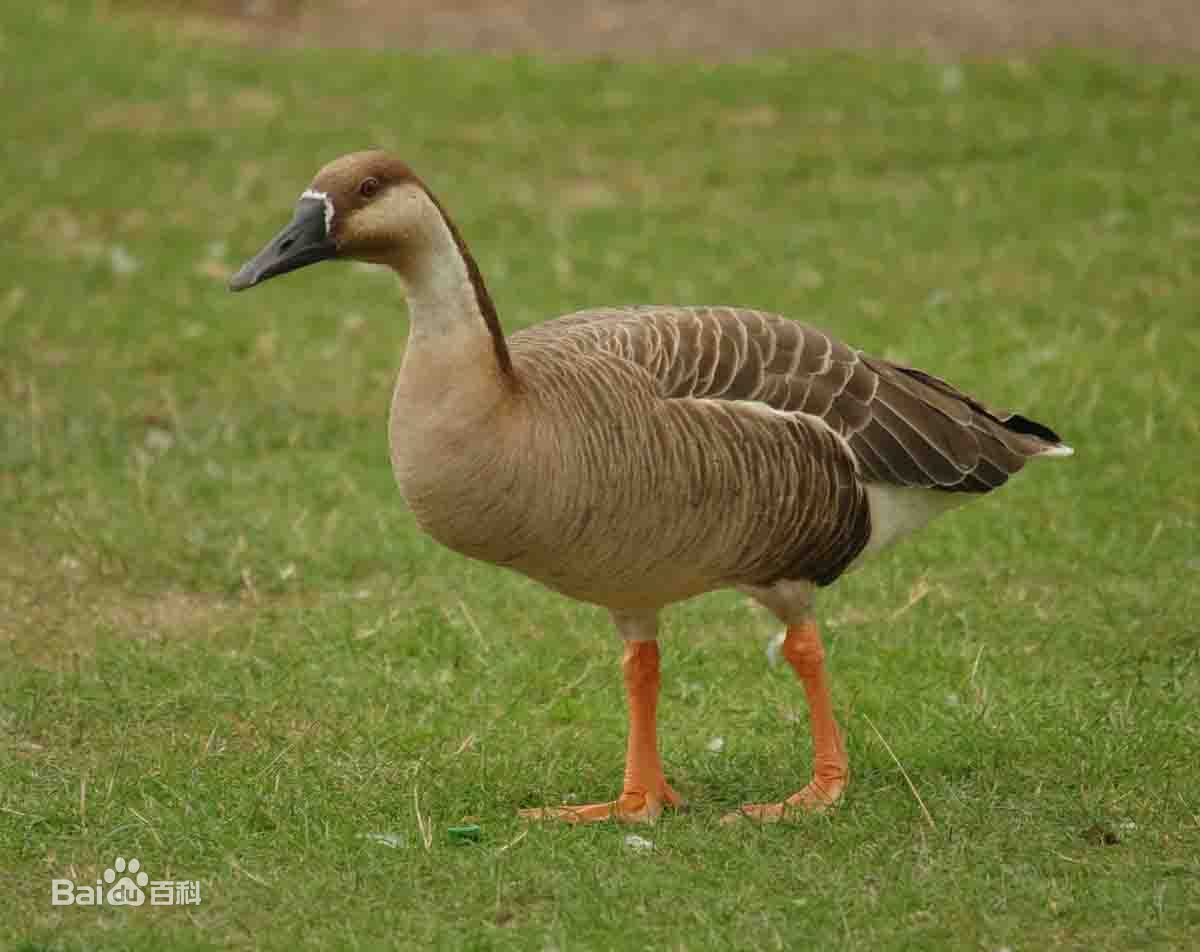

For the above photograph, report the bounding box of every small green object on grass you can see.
[447,825,482,844]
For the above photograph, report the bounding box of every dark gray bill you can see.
[228,197,336,291]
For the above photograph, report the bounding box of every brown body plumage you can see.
[393,303,1066,610]
[232,150,1072,823]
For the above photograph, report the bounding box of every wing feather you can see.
[509,305,1067,495]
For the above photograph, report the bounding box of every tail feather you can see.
[1000,413,1074,457]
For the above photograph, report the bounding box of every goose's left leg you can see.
[520,611,684,824]
[725,584,848,823]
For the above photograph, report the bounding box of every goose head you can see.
[229,151,442,291]
[230,150,515,381]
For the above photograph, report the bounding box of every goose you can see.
[229,151,1072,824]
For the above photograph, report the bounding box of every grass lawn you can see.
[2,2,1199,948]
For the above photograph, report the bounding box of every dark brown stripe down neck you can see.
[416,182,517,385]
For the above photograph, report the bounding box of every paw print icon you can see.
[104,857,149,906]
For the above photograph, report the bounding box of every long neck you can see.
[391,190,515,385]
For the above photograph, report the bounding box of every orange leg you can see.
[520,640,684,823]
[724,621,848,822]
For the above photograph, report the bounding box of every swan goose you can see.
[230,151,1072,823]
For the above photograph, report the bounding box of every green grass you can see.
[3,2,1199,948]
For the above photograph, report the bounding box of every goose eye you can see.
[358,177,381,199]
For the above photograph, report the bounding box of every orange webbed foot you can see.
[520,784,685,824]
[720,776,846,824]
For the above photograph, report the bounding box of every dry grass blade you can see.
[458,599,488,653]
[453,733,477,756]
[413,785,433,851]
[496,829,527,854]
[863,712,936,831]
[888,577,930,621]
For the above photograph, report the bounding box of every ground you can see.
[178,0,1200,59]
[2,2,1199,950]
